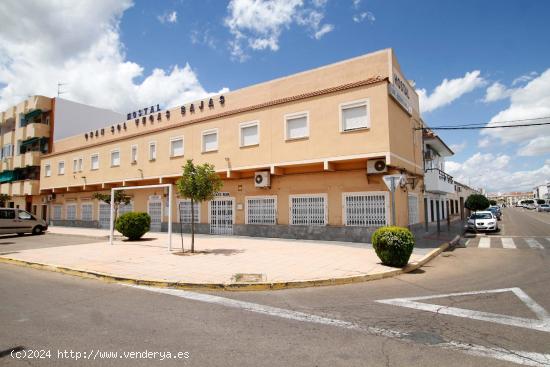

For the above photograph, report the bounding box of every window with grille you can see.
[289,194,326,226]
[246,196,276,225]
[53,205,62,220]
[81,203,93,221]
[343,192,388,227]
[178,200,200,223]
[408,194,419,225]
[119,202,133,215]
[66,204,77,220]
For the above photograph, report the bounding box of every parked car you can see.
[537,204,550,212]
[488,206,502,220]
[467,211,499,232]
[0,208,48,235]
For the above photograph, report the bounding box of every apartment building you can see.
[0,96,123,215]
[35,49,427,241]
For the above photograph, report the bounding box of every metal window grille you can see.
[408,195,419,225]
[343,193,387,227]
[178,200,200,224]
[119,202,133,215]
[148,201,162,232]
[246,196,276,225]
[81,203,93,221]
[289,195,326,226]
[209,198,234,235]
[98,203,110,228]
[66,204,76,220]
[53,205,62,220]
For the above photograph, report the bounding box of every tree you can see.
[489,200,497,206]
[536,199,546,205]
[465,194,490,212]
[92,190,131,224]
[0,194,11,208]
[176,159,222,253]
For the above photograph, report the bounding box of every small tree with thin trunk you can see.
[92,190,131,224]
[176,159,222,253]
[0,194,11,208]
[465,194,490,213]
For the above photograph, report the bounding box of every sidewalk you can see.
[0,224,460,290]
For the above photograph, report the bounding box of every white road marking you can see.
[478,237,491,248]
[126,285,550,366]
[376,288,550,333]
[501,238,516,249]
[526,238,544,249]
[546,238,550,244]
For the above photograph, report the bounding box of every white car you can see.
[467,211,499,232]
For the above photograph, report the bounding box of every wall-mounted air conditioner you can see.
[254,171,270,188]
[367,159,387,174]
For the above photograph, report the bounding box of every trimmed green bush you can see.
[371,226,415,267]
[115,212,151,240]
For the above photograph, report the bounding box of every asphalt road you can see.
[1,208,549,366]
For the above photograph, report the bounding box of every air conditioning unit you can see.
[254,171,271,188]
[367,159,387,174]
[47,193,56,202]
[424,150,434,161]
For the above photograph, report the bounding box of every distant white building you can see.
[533,184,549,200]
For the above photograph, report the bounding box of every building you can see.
[451,181,480,219]
[0,96,123,213]
[33,49,434,242]
[533,184,549,200]
[422,127,455,227]
[487,191,534,206]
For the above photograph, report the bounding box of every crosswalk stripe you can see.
[525,238,544,249]
[478,237,490,248]
[501,238,516,249]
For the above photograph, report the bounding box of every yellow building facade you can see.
[33,49,426,241]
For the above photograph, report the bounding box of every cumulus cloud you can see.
[224,0,333,61]
[483,82,514,103]
[0,1,224,113]
[481,69,550,155]
[449,141,467,153]
[512,71,538,86]
[353,12,375,23]
[478,137,490,148]
[157,10,177,24]
[446,152,549,192]
[416,70,486,113]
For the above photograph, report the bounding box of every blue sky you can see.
[0,0,549,192]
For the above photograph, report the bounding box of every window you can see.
[18,211,32,220]
[131,145,138,163]
[240,121,259,147]
[110,150,120,167]
[0,209,15,219]
[81,203,93,221]
[1,144,14,159]
[178,200,200,223]
[170,137,184,157]
[44,163,51,177]
[53,205,62,220]
[289,194,326,226]
[202,129,218,152]
[73,157,83,172]
[119,201,133,216]
[246,196,276,224]
[340,99,370,131]
[408,194,419,225]
[58,161,65,175]
[91,154,99,170]
[149,142,157,161]
[285,112,309,140]
[343,192,388,227]
[66,204,76,220]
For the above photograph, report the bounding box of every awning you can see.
[0,170,15,183]
[24,109,42,120]
[20,137,40,148]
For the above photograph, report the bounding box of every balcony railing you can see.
[424,168,455,194]
[0,166,40,184]
[425,168,454,184]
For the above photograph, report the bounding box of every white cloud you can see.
[416,70,486,113]
[449,141,467,153]
[0,1,225,113]
[478,137,490,148]
[446,152,549,192]
[512,71,537,86]
[482,69,550,154]
[157,10,177,24]
[352,0,361,8]
[483,82,514,103]
[353,11,375,23]
[224,0,333,61]
[517,136,550,156]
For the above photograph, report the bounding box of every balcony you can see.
[424,168,455,194]
[25,123,50,140]
[11,181,23,196]
[23,180,40,195]
[0,182,11,195]
[23,151,40,166]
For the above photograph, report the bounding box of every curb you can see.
[0,242,450,292]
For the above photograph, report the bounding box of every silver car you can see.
[0,208,48,235]
[467,211,499,232]
[537,204,550,212]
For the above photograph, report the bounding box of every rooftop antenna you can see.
[57,82,68,97]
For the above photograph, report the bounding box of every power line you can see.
[416,116,550,130]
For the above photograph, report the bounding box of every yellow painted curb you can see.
[0,242,450,291]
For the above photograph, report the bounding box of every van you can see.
[0,208,48,235]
